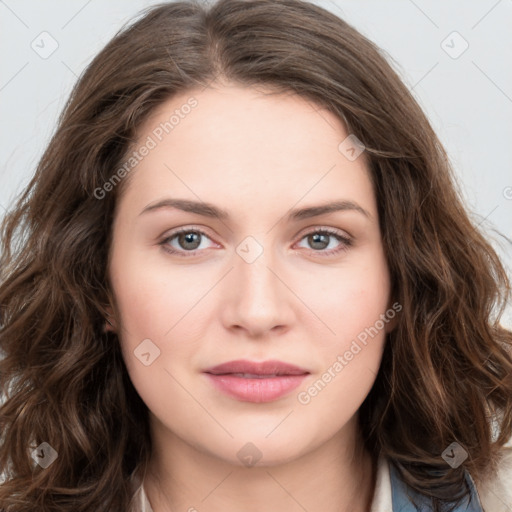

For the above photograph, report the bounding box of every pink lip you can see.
[203,359,310,403]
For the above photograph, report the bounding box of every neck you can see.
[143,415,376,512]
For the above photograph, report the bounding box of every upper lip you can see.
[204,359,310,376]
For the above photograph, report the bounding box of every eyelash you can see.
[159,226,352,258]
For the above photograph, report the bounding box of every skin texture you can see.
[107,84,396,512]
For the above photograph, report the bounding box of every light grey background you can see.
[1,0,511,325]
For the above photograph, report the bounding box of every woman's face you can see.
[108,84,395,466]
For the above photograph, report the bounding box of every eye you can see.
[160,227,217,258]
[159,227,352,258]
[295,228,352,256]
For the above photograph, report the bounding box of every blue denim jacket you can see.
[389,463,485,511]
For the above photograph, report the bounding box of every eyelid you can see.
[295,224,351,241]
[293,226,352,256]
[159,225,220,252]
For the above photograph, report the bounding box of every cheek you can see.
[296,343,383,440]
[296,276,390,421]
[110,244,209,339]
[109,248,210,393]
[295,252,390,402]
[111,267,195,417]
[304,251,391,345]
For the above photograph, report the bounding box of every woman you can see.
[1,1,511,511]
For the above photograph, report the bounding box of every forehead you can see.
[137,84,348,151]
[116,84,375,221]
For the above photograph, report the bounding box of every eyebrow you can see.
[139,198,371,221]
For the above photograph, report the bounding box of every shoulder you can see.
[476,437,512,511]
[373,441,512,512]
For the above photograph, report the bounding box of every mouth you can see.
[204,359,309,376]
[203,359,310,403]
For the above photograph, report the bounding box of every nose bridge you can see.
[239,251,279,303]
[224,234,291,334]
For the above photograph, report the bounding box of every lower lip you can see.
[204,373,308,403]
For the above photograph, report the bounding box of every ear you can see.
[384,300,402,334]
[103,305,118,333]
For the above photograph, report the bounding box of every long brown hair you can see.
[1,1,511,510]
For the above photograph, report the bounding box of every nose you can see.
[220,247,294,338]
